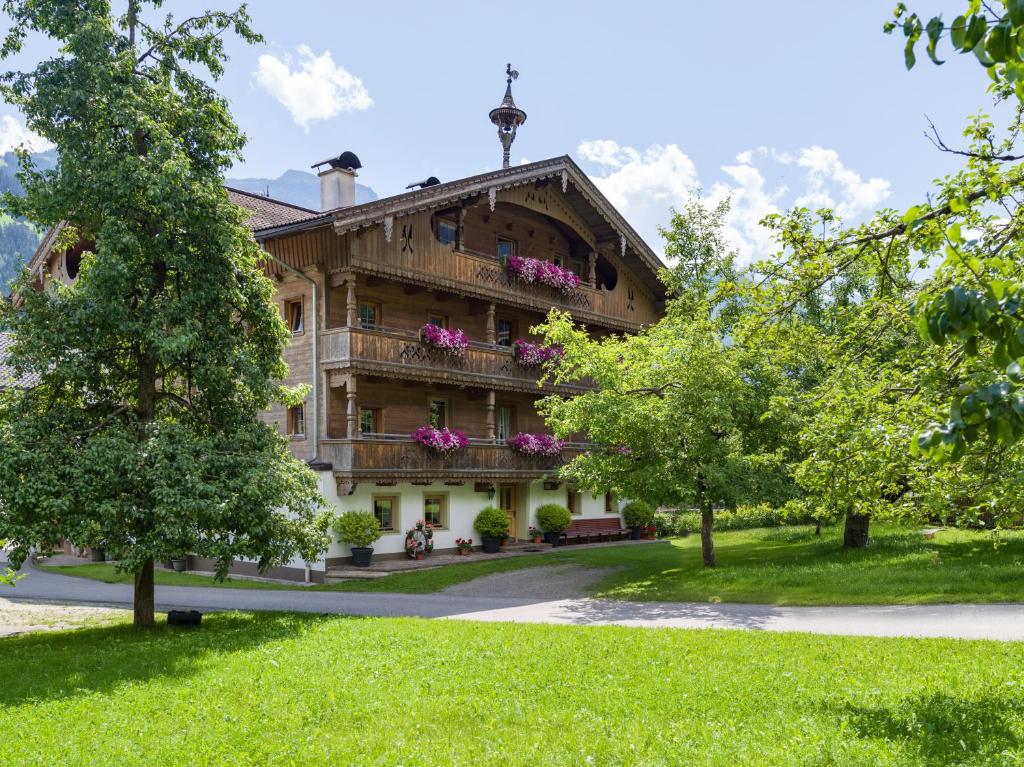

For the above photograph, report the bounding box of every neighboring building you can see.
[0,331,40,391]
[23,71,666,580]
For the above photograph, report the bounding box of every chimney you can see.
[311,151,362,212]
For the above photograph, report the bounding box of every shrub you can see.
[536,503,572,533]
[334,511,381,549]
[653,512,679,538]
[622,501,655,528]
[474,506,509,539]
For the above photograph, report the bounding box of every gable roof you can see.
[251,156,666,295]
[0,331,39,390]
[225,187,325,231]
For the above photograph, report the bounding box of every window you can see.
[571,258,586,278]
[496,405,515,442]
[568,488,582,515]
[423,494,448,528]
[427,313,448,329]
[359,406,381,435]
[359,302,381,329]
[286,299,304,334]
[437,218,458,246]
[496,318,515,347]
[428,398,449,429]
[605,493,617,515]
[497,237,517,261]
[373,496,397,531]
[287,404,305,437]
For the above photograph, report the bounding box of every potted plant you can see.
[405,520,435,559]
[456,537,473,555]
[171,557,187,572]
[474,506,509,553]
[507,432,564,456]
[645,523,658,540]
[334,510,382,568]
[536,503,572,546]
[412,425,469,456]
[622,501,655,540]
[528,525,542,544]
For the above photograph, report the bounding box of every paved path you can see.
[3,558,1024,641]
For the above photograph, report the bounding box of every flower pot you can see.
[532,536,542,544]
[645,527,657,540]
[629,526,643,540]
[543,531,562,546]
[416,552,426,561]
[482,536,501,553]
[171,558,187,573]
[351,547,374,568]
[89,548,106,562]
[499,538,508,548]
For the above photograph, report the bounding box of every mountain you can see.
[226,168,377,210]
[1,158,379,295]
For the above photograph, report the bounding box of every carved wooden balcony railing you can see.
[320,326,593,394]
[319,435,590,482]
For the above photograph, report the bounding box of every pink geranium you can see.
[412,425,469,455]
[420,324,470,356]
[506,255,580,294]
[512,339,564,367]
[507,432,565,456]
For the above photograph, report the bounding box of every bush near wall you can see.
[654,501,820,537]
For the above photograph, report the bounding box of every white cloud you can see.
[254,45,372,130]
[0,115,52,154]
[575,140,892,267]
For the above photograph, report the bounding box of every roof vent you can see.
[405,176,440,190]
[312,151,362,211]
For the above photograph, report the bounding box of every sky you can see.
[0,0,1002,265]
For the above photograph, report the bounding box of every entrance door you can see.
[499,483,517,541]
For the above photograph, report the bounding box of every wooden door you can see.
[499,484,517,541]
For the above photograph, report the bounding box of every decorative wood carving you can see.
[383,215,394,242]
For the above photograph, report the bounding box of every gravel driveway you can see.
[442,565,615,599]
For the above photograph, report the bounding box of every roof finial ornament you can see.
[489,63,527,169]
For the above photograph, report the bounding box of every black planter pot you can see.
[351,547,374,567]
[629,526,643,540]
[171,558,187,573]
[89,548,106,562]
[543,531,562,546]
[481,536,501,553]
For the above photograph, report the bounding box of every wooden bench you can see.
[559,517,631,545]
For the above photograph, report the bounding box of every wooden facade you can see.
[257,157,665,489]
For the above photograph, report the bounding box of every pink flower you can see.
[420,324,470,356]
[513,339,564,367]
[412,425,469,455]
[507,432,564,456]
[505,256,580,294]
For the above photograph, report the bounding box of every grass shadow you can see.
[0,611,324,709]
[834,690,1024,765]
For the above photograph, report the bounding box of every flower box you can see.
[420,324,469,357]
[507,432,564,457]
[512,339,563,367]
[505,255,581,294]
[412,425,468,455]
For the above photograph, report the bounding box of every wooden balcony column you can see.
[588,251,598,289]
[486,389,496,442]
[485,302,496,345]
[346,375,358,438]
[345,272,357,327]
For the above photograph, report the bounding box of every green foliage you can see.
[0,2,328,623]
[535,503,572,533]
[621,500,655,528]
[333,511,381,549]
[3,612,1024,765]
[473,506,509,539]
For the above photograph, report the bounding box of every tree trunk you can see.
[814,520,822,536]
[843,512,870,549]
[700,505,715,567]
[133,559,155,627]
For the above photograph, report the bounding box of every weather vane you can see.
[489,63,527,169]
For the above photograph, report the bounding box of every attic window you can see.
[595,255,618,291]
[437,218,457,246]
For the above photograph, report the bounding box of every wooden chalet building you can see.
[23,72,666,580]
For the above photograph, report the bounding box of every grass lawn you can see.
[41,525,1024,605]
[0,612,1022,766]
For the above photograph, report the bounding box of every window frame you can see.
[372,495,399,532]
[436,217,458,246]
[358,301,382,330]
[427,397,450,429]
[422,492,449,529]
[496,317,516,347]
[604,492,618,515]
[427,312,449,329]
[496,236,518,261]
[287,404,306,438]
[358,406,382,435]
[495,403,516,442]
[567,488,582,516]
[285,298,304,335]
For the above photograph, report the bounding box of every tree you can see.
[536,200,795,567]
[0,2,328,627]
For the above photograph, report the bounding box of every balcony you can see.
[319,435,590,482]
[320,326,592,394]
